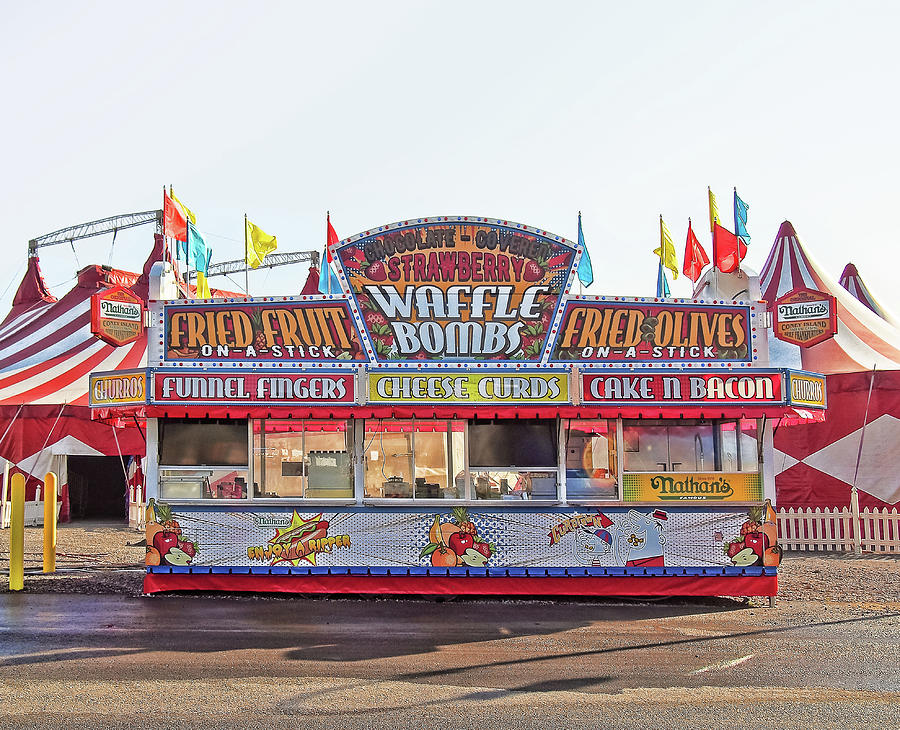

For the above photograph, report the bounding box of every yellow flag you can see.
[708,187,719,232]
[245,219,278,269]
[196,271,212,299]
[170,186,196,225]
[653,216,679,280]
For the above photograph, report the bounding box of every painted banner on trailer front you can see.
[551,300,760,364]
[162,301,366,363]
[334,219,576,362]
[145,501,781,571]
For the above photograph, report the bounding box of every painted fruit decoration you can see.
[723,501,782,567]
[145,499,199,567]
[420,507,496,567]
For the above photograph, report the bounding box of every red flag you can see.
[163,191,187,242]
[713,222,747,274]
[326,213,340,263]
[683,220,710,282]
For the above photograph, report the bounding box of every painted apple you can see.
[448,532,474,555]
[153,530,179,556]
[459,548,489,567]
[163,547,192,566]
[732,547,760,567]
[744,532,765,558]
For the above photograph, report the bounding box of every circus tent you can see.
[839,262,899,326]
[760,222,900,510]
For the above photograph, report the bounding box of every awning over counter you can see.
[143,404,806,421]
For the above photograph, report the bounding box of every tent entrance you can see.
[66,456,127,521]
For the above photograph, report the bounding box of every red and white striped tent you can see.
[839,262,899,327]
[760,221,900,510]
[0,237,162,520]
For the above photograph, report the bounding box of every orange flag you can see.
[163,190,187,242]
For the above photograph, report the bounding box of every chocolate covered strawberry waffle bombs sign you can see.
[162,301,365,363]
[550,300,759,364]
[335,219,576,362]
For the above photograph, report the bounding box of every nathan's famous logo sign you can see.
[164,301,365,362]
[551,301,753,362]
[369,371,568,404]
[581,371,784,405]
[89,370,147,406]
[336,219,575,361]
[91,286,145,347]
[622,473,763,502]
[247,512,350,566]
[773,287,837,348]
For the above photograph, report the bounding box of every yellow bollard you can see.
[43,472,57,573]
[9,473,25,591]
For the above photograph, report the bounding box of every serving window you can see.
[158,419,249,500]
[468,419,559,500]
[253,420,353,499]
[622,419,759,474]
[565,419,618,499]
[364,420,466,500]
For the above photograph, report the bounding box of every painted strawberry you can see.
[363,310,388,330]
[413,351,430,360]
[364,261,387,281]
[726,541,744,558]
[539,309,554,331]
[472,541,492,560]
[178,540,197,558]
[522,259,547,282]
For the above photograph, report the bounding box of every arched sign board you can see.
[333,218,579,363]
[91,286,145,347]
[772,286,838,348]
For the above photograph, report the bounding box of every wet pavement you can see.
[1,594,899,728]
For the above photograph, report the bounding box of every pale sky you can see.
[2,1,898,315]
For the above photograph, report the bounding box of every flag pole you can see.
[326,211,332,296]
[851,364,878,555]
[577,210,582,296]
[244,213,249,296]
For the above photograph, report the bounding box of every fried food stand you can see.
[89,217,826,596]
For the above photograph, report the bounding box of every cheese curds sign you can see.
[335,220,575,362]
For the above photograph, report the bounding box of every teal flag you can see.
[656,260,670,298]
[734,190,750,246]
[576,213,594,286]
[185,221,210,274]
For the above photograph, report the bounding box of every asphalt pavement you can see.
[1,593,899,728]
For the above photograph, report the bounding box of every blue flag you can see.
[576,213,594,286]
[656,260,670,298]
[182,221,210,273]
[734,190,750,247]
[318,252,341,294]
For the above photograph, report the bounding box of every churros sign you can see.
[89,370,147,406]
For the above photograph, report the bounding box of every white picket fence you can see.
[777,507,900,553]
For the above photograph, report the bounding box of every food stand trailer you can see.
[89,217,826,597]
